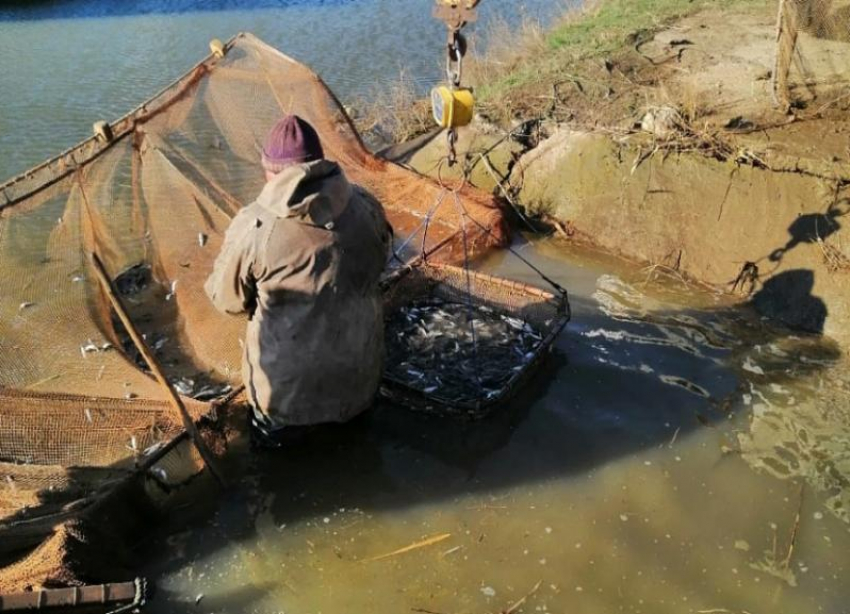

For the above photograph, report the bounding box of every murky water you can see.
[141,237,850,614]
[0,0,565,181]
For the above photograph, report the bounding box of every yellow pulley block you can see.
[431,86,474,129]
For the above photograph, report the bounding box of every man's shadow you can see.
[768,200,847,264]
[752,269,828,333]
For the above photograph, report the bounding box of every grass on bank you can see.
[476,0,771,106]
[356,0,773,143]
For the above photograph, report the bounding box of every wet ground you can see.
[140,236,850,614]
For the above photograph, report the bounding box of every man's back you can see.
[205,159,391,429]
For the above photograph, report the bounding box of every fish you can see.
[165,280,178,301]
[385,299,543,404]
[173,378,194,396]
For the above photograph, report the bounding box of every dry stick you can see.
[784,483,805,569]
[363,532,452,562]
[476,153,537,232]
[501,580,543,614]
[89,252,227,488]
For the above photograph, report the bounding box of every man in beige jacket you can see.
[205,115,391,445]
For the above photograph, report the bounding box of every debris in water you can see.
[734,540,750,552]
[364,532,452,562]
[195,593,204,605]
[481,586,496,598]
[384,299,543,403]
[18,301,34,312]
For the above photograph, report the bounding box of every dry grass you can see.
[464,12,549,90]
[350,68,434,147]
[650,78,712,124]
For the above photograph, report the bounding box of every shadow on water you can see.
[0,0,356,21]
[752,269,828,333]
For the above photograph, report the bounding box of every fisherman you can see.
[205,115,392,446]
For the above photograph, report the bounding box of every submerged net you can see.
[0,33,506,591]
[773,0,850,108]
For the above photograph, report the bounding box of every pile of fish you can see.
[385,298,544,403]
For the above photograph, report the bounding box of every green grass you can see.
[477,0,769,103]
[548,0,764,54]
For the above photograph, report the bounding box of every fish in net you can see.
[385,298,544,403]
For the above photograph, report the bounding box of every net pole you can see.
[772,0,797,109]
[89,252,227,488]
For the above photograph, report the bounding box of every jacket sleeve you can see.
[205,207,260,316]
[354,186,393,258]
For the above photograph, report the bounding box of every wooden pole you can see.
[89,252,227,488]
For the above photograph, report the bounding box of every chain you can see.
[444,28,467,166]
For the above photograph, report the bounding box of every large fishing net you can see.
[0,33,507,592]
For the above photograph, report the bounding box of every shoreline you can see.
[385,0,850,345]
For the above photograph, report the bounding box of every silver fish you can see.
[385,299,543,404]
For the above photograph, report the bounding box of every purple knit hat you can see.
[261,115,324,173]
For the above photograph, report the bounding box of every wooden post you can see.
[89,252,227,488]
[772,0,798,109]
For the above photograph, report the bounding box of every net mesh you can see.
[0,33,506,591]
[773,0,850,109]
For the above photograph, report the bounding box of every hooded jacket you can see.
[205,160,391,428]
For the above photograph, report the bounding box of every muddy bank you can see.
[512,127,850,343]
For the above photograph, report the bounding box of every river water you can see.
[3,1,850,612]
[0,0,564,181]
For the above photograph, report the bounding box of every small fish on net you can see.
[385,298,544,403]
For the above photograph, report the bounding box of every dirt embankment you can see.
[384,2,850,345]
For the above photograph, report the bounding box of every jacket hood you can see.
[255,160,351,227]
